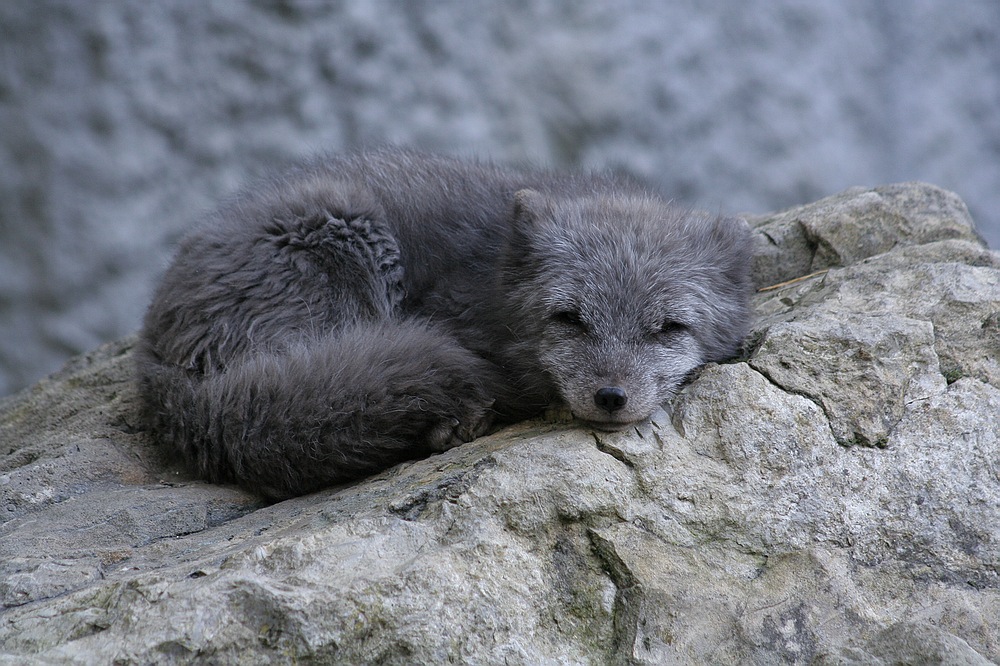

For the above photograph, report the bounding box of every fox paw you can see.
[425,400,495,452]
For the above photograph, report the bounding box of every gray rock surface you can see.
[2,182,998,664]
[2,0,1000,396]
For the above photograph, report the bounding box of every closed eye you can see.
[553,310,586,329]
[658,320,688,336]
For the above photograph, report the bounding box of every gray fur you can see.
[137,148,752,499]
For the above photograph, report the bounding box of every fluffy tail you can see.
[136,320,497,500]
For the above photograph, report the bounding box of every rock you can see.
[750,312,943,447]
[1,182,998,663]
[816,622,995,665]
[749,182,983,287]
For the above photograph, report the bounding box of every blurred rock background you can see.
[1,0,998,396]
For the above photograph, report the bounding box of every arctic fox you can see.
[137,149,752,499]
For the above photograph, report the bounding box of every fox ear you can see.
[513,189,548,226]
[711,215,752,246]
[707,214,754,288]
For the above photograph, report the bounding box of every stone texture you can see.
[750,312,943,447]
[749,183,982,288]
[2,182,999,664]
[2,0,1000,396]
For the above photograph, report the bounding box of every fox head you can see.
[501,188,752,429]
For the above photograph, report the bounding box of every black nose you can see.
[594,386,628,413]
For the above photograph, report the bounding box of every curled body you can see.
[137,149,752,499]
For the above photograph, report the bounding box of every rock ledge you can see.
[2,182,998,664]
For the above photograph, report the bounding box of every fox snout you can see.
[594,385,628,414]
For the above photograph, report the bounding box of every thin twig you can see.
[757,269,830,292]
